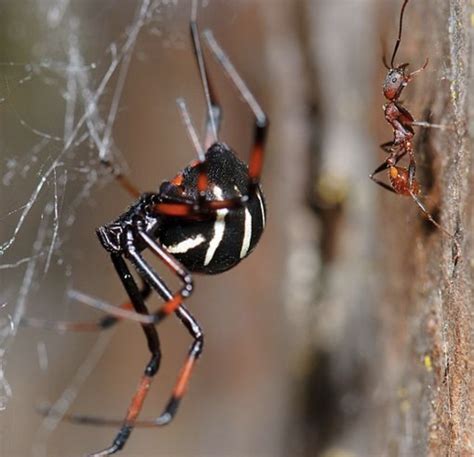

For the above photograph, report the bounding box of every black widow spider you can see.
[24,5,268,456]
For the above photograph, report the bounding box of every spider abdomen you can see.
[158,143,266,274]
[160,187,265,274]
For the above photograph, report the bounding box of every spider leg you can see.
[83,253,162,457]
[176,98,206,162]
[113,174,141,199]
[188,13,223,198]
[98,159,142,199]
[128,231,194,322]
[155,304,203,425]
[43,236,203,455]
[190,10,219,145]
[41,304,203,430]
[152,30,268,219]
[407,149,416,189]
[152,193,249,218]
[203,29,268,186]
[26,230,194,331]
[20,283,152,332]
[190,14,222,149]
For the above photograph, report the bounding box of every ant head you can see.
[383,63,409,100]
[382,0,412,100]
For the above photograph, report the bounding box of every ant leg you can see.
[380,140,396,152]
[203,29,268,187]
[370,162,397,193]
[411,121,452,131]
[370,146,408,193]
[408,161,416,190]
[407,147,416,189]
[380,141,407,155]
[21,283,152,332]
[408,191,460,262]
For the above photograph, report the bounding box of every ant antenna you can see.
[390,0,410,68]
[190,0,218,144]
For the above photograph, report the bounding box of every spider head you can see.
[383,64,409,101]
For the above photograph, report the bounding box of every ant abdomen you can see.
[389,166,419,196]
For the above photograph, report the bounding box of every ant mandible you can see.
[369,0,459,260]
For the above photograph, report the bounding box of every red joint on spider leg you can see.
[161,294,182,316]
[173,358,196,398]
[197,168,208,194]
[116,175,141,199]
[126,376,153,423]
[171,173,184,186]
[154,203,189,217]
[249,146,263,180]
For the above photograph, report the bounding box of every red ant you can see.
[370,0,459,260]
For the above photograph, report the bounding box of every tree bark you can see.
[270,0,473,455]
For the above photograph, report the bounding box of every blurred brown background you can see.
[0,1,471,456]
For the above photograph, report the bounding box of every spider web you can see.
[0,0,182,451]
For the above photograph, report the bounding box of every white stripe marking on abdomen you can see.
[239,207,252,259]
[204,186,228,266]
[165,234,206,254]
[256,188,266,228]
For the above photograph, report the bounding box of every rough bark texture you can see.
[267,0,473,456]
[381,1,473,455]
[425,1,473,455]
